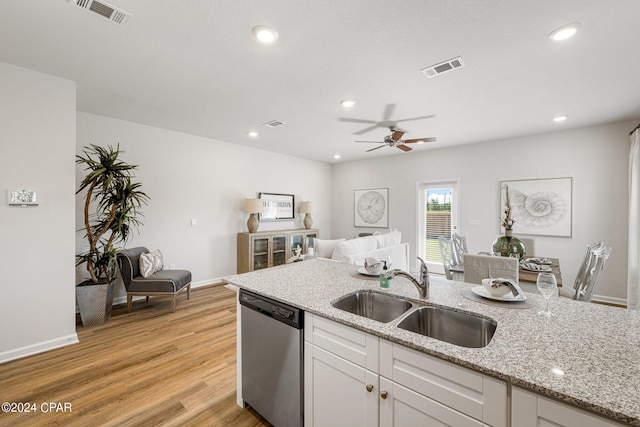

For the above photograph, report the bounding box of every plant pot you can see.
[492,230,526,260]
[76,279,116,327]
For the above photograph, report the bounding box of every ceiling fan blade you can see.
[403,137,437,143]
[355,140,384,143]
[383,103,396,120]
[397,144,413,152]
[338,117,378,124]
[353,125,382,135]
[366,145,387,152]
[391,130,405,141]
[394,114,436,123]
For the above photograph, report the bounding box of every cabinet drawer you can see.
[512,387,626,427]
[380,339,506,427]
[379,377,484,426]
[305,313,379,372]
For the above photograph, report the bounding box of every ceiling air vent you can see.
[263,120,285,128]
[69,0,132,26]
[421,56,465,78]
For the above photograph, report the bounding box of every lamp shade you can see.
[242,198,263,214]
[299,201,315,214]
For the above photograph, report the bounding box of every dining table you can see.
[450,256,563,286]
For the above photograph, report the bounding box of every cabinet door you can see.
[379,377,484,427]
[305,343,378,427]
[512,387,626,427]
[251,236,270,270]
[271,235,287,267]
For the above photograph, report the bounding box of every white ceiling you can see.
[2,0,640,163]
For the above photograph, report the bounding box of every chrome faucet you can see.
[385,257,430,299]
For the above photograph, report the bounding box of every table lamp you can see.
[300,201,315,229]
[243,198,263,233]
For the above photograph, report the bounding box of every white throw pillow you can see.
[315,238,345,258]
[331,236,377,261]
[375,230,402,248]
[139,249,164,278]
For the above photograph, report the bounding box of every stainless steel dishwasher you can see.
[240,289,303,427]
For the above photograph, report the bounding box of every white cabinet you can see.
[512,387,626,427]
[304,313,507,427]
[304,313,379,427]
[305,343,379,427]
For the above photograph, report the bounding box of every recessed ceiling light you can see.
[553,115,568,123]
[333,154,341,159]
[341,99,356,108]
[252,25,278,43]
[549,22,581,41]
[248,131,258,137]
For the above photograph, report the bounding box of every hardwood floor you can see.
[0,285,270,427]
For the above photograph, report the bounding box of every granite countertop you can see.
[224,259,640,425]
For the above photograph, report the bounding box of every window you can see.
[417,181,459,274]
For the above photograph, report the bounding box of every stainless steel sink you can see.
[331,291,413,323]
[397,306,497,348]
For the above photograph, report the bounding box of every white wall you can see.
[331,121,635,304]
[0,62,78,362]
[76,112,332,299]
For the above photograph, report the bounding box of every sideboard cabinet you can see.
[237,229,319,273]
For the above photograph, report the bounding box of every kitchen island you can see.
[224,258,640,426]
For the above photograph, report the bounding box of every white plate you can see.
[471,286,527,302]
[357,267,380,276]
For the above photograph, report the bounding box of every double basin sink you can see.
[331,290,496,348]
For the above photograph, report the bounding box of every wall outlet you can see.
[191,218,197,227]
[169,264,176,270]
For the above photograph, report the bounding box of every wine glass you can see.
[536,272,557,317]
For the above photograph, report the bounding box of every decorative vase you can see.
[303,213,313,229]
[76,279,117,327]
[492,229,526,260]
[247,213,259,233]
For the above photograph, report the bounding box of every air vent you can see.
[69,0,132,26]
[421,56,465,78]
[263,120,285,128]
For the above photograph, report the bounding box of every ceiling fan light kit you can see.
[356,126,436,153]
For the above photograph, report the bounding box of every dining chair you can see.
[463,254,519,285]
[451,233,468,265]
[559,241,611,302]
[438,236,456,280]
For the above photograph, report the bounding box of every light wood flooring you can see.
[0,284,270,427]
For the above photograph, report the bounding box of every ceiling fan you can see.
[356,126,436,152]
[339,103,435,135]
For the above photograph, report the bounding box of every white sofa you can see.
[315,231,410,271]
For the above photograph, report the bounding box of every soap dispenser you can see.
[380,261,390,289]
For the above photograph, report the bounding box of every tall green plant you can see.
[76,144,149,284]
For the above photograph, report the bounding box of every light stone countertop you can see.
[223,258,640,425]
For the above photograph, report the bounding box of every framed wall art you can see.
[259,192,294,221]
[354,188,388,228]
[500,177,572,237]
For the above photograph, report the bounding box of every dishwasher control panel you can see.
[239,289,303,329]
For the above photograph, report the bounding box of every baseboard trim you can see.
[0,334,79,364]
[591,294,627,308]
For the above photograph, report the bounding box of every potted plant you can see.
[76,144,149,327]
